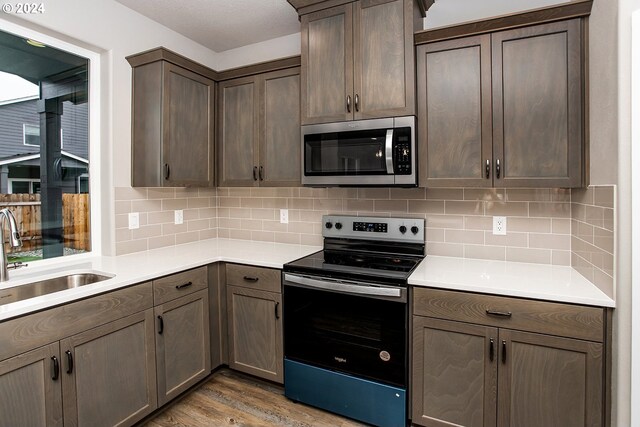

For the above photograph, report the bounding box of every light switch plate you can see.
[174,210,184,225]
[128,212,139,230]
[493,216,507,235]
[280,209,289,224]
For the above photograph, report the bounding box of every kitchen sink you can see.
[0,272,114,306]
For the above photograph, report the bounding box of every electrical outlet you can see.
[174,210,184,225]
[493,216,507,235]
[280,209,289,224]
[128,212,140,230]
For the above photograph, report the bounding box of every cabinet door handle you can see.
[486,309,512,318]
[175,281,192,290]
[243,276,259,282]
[164,163,170,180]
[502,340,507,364]
[355,94,359,112]
[158,315,164,335]
[346,95,351,113]
[65,350,74,374]
[496,159,501,179]
[275,302,280,319]
[489,338,495,362]
[253,166,258,181]
[259,166,264,181]
[485,159,491,179]
[51,356,60,381]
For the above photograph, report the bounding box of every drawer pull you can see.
[51,356,59,381]
[175,281,193,290]
[243,276,259,282]
[65,350,74,374]
[489,338,495,362]
[486,309,512,318]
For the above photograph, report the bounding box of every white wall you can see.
[215,33,301,71]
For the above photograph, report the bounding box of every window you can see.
[0,27,94,262]
[23,124,39,146]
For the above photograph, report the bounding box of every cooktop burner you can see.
[284,215,426,286]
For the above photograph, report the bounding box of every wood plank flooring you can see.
[144,368,367,427]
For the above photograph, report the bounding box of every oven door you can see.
[283,273,407,388]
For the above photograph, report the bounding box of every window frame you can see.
[1,20,103,264]
[7,178,40,194]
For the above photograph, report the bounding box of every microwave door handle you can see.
[385,129,394,174]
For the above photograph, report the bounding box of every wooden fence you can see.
[0,193,90,252]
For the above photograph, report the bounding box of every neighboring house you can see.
[0,96,89,194]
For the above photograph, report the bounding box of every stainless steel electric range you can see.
[282,215,425,427]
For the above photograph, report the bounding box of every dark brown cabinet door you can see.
[131,61,215,187]
[155,290,211,406]
[227,285,283,383]
[217,76,260,186]
[163,63,215,187]
[417,35,493,188]
[259,68,301,186]
[60,310,157,427]
[301,3,353,124]
[492,19,582,188]
[354,0,415,119]
[0,342,63,427]
[498,329,603,427]
[412,316,497,427]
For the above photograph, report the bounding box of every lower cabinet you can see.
[412,288,607,427]
[0,342,63,427]
[225,263,283,383]
[155,289,211,406]
[61,309,158,427]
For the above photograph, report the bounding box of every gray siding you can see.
[0,98,88,160]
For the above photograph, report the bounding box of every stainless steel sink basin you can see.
[0,272,114,306]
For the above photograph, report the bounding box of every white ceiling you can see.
[115,0,568,53]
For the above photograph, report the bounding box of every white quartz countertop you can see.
[409,255,615,308]
[0,238,321,322]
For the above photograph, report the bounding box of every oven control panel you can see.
[323,215,425,243]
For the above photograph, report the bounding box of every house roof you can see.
[0,151,88,167]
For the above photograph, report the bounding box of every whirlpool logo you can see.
[333,356,347,363]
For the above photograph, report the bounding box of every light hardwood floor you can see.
[144,368,367,427]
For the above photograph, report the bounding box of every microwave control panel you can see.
[393,129,412,175]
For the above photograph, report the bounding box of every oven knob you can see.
[325,222,333,229]
[399,225,407,234]
[335,222,343,230]
[411,226,419,235]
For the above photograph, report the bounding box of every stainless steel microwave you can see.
[301,116,417,187]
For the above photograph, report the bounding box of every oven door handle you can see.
[284,273,402,298]
[385,129,394,174]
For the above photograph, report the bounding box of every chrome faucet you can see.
[0,208,23,281]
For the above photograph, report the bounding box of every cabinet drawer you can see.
[226,264,281,293]
[153,267,207,305]
[413,287,604,342]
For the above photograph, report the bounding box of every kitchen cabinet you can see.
[0,283,157,427]
[225,263,283,383]
[128,48,216,187]
[0,342,63,427]
[417,18,585,188]
[217,67,300,187]
[411,288,607,427]
[152,268,211,406]
[61,310,157,427]
[300,0,420,125]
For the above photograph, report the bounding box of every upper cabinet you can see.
[127,48,216,187]
[417,16,588,188]
[299,0,424,125]
[218,65,301,187]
